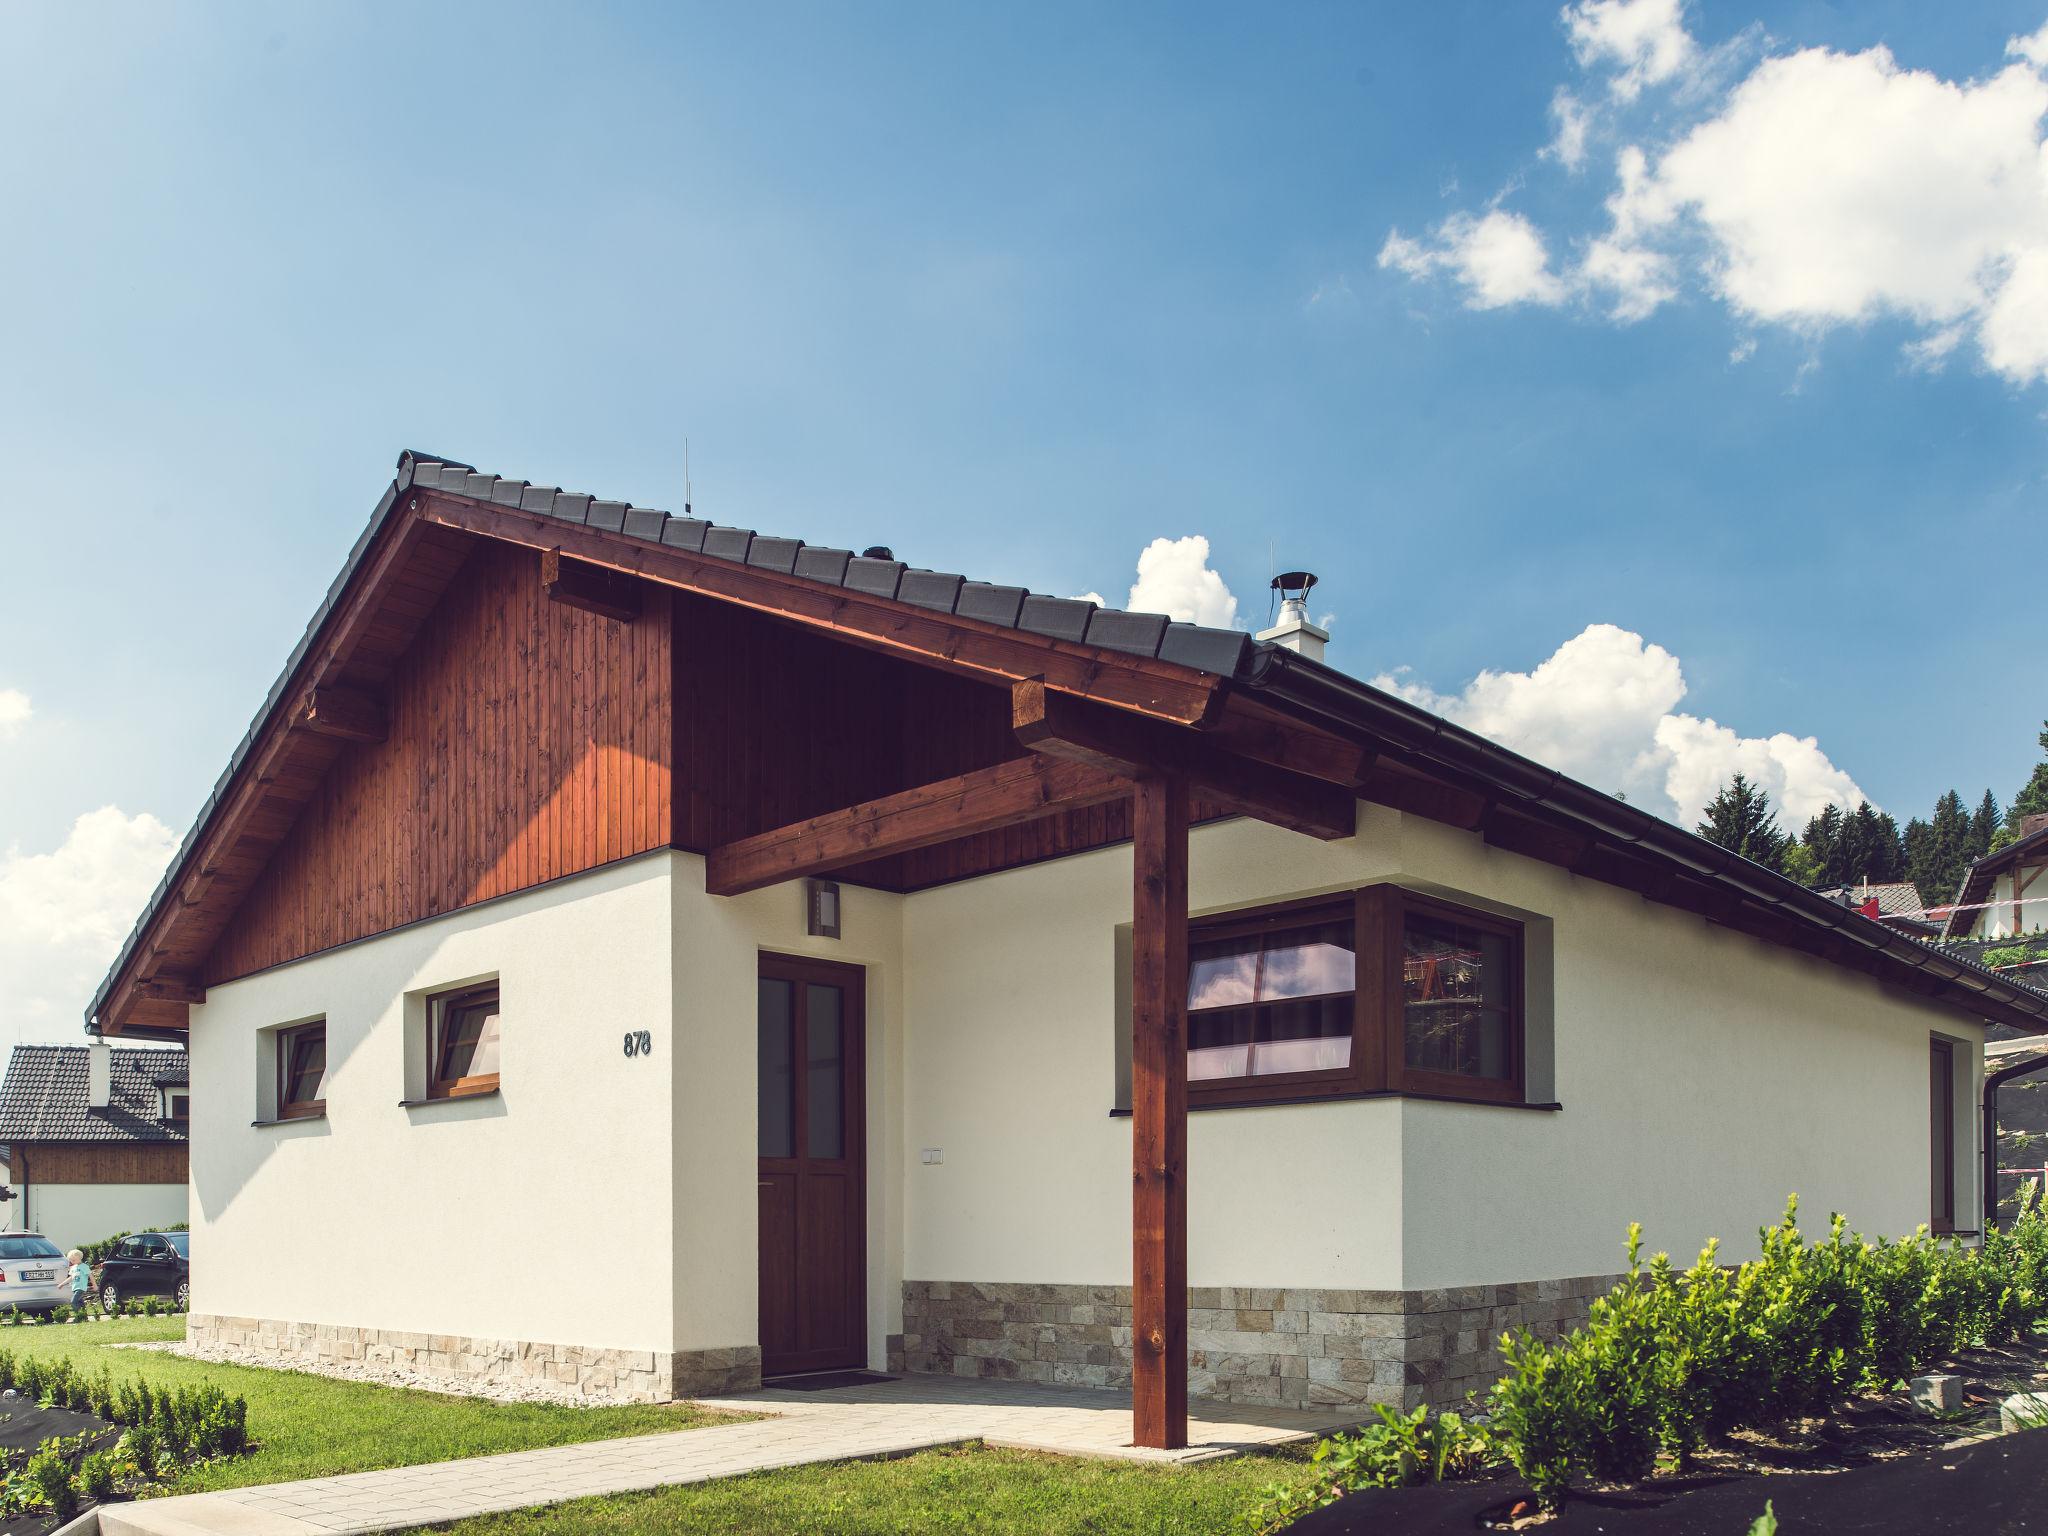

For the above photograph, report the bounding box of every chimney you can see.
[1257,571,1328,663]
[87,1039,111,1110]
[2023,812,2048,840]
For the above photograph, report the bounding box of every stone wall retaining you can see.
[900,1276,1623,1410]
[185,1313,761,1402]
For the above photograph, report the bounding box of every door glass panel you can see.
[757,978,794,1158]
[806,983,844,1158]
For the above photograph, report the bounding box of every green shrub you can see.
[23,1445,77,1520]
[1487,1193,2048,1509]
[77,1449,116,1501]
[1243,1404,1488,1532]
[123,1422,160,1478]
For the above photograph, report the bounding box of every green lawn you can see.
[0,1316,736,1493]
[432,1443,1318,1536]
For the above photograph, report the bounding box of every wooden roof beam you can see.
[1011,680,1354,841]
[706,755,1132,897]
[300,685,386,744]
[542,548,641,624]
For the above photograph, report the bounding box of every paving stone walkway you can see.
[101,1375,1363,1535]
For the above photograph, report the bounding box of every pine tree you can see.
[2007,721,2048,836]
[1972,789,2003,857]
[1917,789,1974,904]
[1696,773,1788,867]
[1903,817,1935,897]
[1802,804,1844,884]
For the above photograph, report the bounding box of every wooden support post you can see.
[1130,773,1189,1450]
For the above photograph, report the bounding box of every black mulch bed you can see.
[1289,1428,2048,1534]
[1287,1335,2048,1535]
[0,1394,122,1536]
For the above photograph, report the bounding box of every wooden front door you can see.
[757,953,867,1377]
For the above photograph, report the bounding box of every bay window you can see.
[1186,886,1524,1107]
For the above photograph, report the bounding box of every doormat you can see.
[763,1370,899,1391]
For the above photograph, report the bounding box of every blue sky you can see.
[4,0,2047,1035]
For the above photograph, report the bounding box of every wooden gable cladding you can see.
[203,541,673,985]
[12,1142,188,1186]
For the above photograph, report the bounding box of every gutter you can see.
[1239,646,2048,1029]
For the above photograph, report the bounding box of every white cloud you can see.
[1564,0,1697,100]
[1543,88,1595,171]
[1374,622,1866,829]
[1127,536,1238,627]
[0,688,28,737]
[1378,210,1569,311]
[1382,12,2048,385]
[0,806,181,1035]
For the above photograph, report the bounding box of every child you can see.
[66,1250,90,1316]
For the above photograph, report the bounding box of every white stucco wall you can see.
[899,805,1986,1294]
[190,804,1990,1370]
[6,1184,188,1256]
[189,853,682,1355]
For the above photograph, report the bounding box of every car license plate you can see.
[21,1270,53,1281]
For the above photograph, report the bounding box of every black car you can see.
[95,1231,190,1311]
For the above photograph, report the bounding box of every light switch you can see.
[921,1147,943,1165]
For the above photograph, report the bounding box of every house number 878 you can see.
[622,1030,653,1059]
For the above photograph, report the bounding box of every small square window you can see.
[276,1023,327,1120]
[428,984,501,1100]
[163,1090,190,1123]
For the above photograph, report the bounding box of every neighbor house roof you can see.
[87,451,2048,1035]
[1942,822,2048,941]
[0,1045,189,1144]
[1818,881,1927,920]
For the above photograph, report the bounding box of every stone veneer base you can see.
[185,1314,761,1402]
[901,1276,1625,1411]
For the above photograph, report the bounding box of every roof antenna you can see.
[684,437,693,519]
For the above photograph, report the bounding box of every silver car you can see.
[0,1233,74,1313]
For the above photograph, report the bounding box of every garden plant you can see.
[1249,1188,2048,1529]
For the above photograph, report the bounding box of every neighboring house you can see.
[87,453,2048,1447]
[0,1042,189,1251]
[1943,815,2048,942]
[1818,880,1940,938]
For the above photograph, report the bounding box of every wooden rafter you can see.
[542,548,641,623]
[413,492,1225,727]
[705,755,1132,897]
[1010,680,1354,840]
[300,685,386,744]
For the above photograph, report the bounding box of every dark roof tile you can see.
[1084,608,1169,657]
[0,1046,190,1145]
[746,536,804,574]
[622,508,669,542]
[586,500,630,533]
[1018,595,1096,643]
[956,582,1026,628]
[843,557,904,598]
[702,527,753,562]
[1159,623,1251,676]
[897,570,965,614]
[793,547,853,584]
[660,518,710,553]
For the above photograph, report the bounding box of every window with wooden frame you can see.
[1930,1038,1956,1235]
[427,984,501,1100]
[161,1089,190,1123]
[1185,887,1524,1108]
[276,1022,327,1120]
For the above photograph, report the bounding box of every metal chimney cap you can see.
[1270,571,1318,595]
